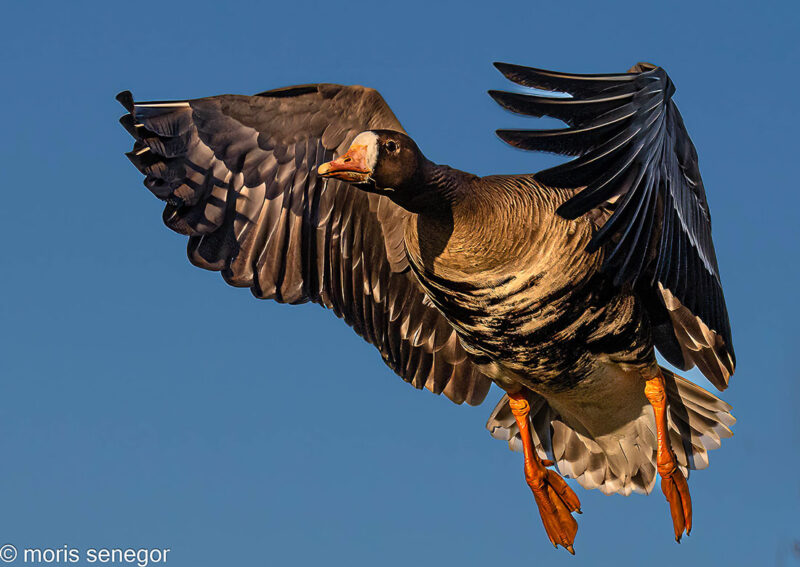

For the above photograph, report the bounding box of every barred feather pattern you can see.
[404,176,653,393]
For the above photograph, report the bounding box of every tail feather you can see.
[486,367,734,496]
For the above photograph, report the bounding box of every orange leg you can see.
[507,391,581,554]
[644,372,693,542]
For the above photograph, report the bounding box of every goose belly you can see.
[419,261,651,391]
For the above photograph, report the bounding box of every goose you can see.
[117,61,736,554]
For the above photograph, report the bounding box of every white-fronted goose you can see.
[117,61,735,553]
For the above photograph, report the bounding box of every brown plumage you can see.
[404,176,653,391]
[116,85,490,405]
[117,61,735,552]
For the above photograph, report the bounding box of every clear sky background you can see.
[1,1,798,566]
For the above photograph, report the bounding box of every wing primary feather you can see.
[488,89,634,126]
[493,62,635,96]
[492,62,736,386]
[556,132,647,220]
[537,122,644,189]
[497,117,628,156]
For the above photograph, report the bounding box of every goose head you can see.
[318,130,426,197]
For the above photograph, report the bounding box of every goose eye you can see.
[386,141,398,153]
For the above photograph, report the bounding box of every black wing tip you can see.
[492,61,535,82]
[495,128,570,154]
[118,113,139,137]
[494,128,543,151]
[495,129,526,147]
[495,129,536,153]
[116,90,134,112]
[254,84,319,98]
[487,89,516,109]
[493,61,545,74]
[495,128,516,139]
[488,89,528,101]
[493,60,542,76]
[554,201,583,221]
[496,60,666,81]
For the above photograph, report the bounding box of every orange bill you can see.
[318,144,372,183]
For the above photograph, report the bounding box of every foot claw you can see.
[527,465,581,554]
[660,467,692,542]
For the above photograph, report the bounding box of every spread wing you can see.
[490,62,735,390]
[117,83,491,405]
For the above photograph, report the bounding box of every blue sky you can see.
[1,1,798,565]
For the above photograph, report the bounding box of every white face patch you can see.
[350,131,379,171]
